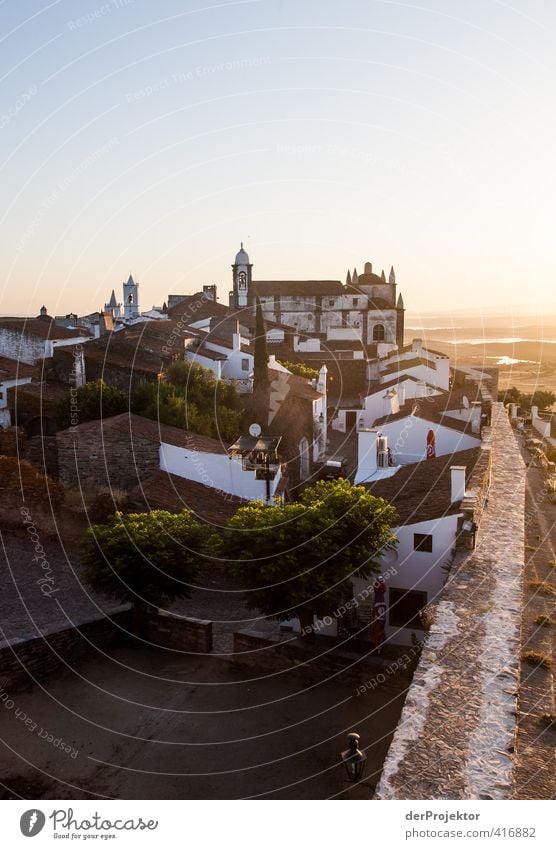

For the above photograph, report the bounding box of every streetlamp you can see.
[341,732,367,782]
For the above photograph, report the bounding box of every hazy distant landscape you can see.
[405,313,556,402]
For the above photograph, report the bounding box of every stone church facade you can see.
[229,244,405,347]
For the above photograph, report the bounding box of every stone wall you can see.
[0,608,214,692]
[233,630,407,688]
[0,607,133,691]
[144,610,212,653]
[57,426,159,490]
[375,403,525,800]
[0,328,45,365]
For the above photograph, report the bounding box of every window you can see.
[241,358,249,371]
[329,299,335,307]
[238,271,247,290]
[389,588,428,629]
[414,533,433,552]
[352,298,358,307]
[373,323,385,341]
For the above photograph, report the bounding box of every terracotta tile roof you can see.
[268,368,323,401]
[252,280,344,297]
[366,447,485,524]
[381,356,438,376]
[0,357,35,381]
[396,342,448,359]
[58,412,230,454]
[10,380,68,404]
[167,295,235,322]
[0,317,90,340]
[83,320,197,373]
[373,402,479,435]
[129,471,247,525]
[191,345,227,361]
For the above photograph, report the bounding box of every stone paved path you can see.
[512,433,556,799]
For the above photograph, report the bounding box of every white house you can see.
[352,446,488,645]
[0,356,34,427]
[186,321,254,392]
[370,408,481,466]
[157,422,284,503]
[0,310,91,365]
[378,339,450,392]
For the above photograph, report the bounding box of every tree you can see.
[253,297,269,394]
[497,386,521,406]
[223,479,397,636]
[530,390,556,412]
[277,361,319,380]
[131,360,242,443]
[56,379,127,429]
[497,386,556,412]
[80,509,211,634]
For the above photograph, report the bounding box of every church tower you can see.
[231,243,252,309]
[396,291,405,347]
[104,289,121,319]
[123,274,140,321]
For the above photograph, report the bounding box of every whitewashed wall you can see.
[352,514,460,645]
[159,442,283,502]
[0,375,32,408]
[378,415,480,464]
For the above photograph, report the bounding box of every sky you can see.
[0,0,555,319]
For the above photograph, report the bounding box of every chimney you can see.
[412,338,423,355]
[471,401,482,434]
[451,466,466,503]
[531,405,539,420]
[509,403,518,420]
[354,429,379,484]
[317,364,327,396]
[232,320,241,352]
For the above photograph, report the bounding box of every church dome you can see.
[234,242,250,265]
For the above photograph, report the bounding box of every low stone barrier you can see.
[144,610,212,654]
[0,606,132,692]
[232,629,410,688]
[1,607,213,692]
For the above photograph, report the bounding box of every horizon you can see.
[1,1,555,317]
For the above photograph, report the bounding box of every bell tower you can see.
[231,243,252,309]
[123,274,139,320]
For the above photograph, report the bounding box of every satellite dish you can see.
[462,395,469,409]
[249,423,262,438]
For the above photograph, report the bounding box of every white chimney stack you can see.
[509,403,518,420]
[232,319,241,352]
[355,429,379,484]
[471,401,482,434]
[451,466,466,503]
[531,405,539,420]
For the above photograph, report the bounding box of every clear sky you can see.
[1,0,554,319]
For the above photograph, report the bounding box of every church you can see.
[104,274,141,322]
[229,244,405,348]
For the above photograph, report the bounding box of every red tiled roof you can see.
[396,342,448,359]
[373,401,480,435]
[0,317,89,340]
[268,369,323,401]
[129,471,247,525]
[0,357,35,381]
[366,447,486,524]
[58,412,231,454]
[252,280,344,297]
[9,380,68,404]
[381,356,438,377]
[190,345,227,362]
